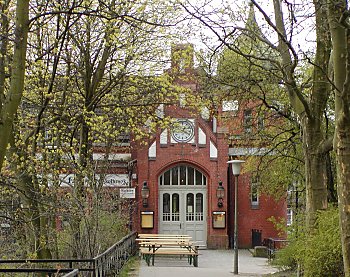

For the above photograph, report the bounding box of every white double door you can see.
[159,188,207,247]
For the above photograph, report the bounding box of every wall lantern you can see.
[141,181,150,208]
[216,181,225,208]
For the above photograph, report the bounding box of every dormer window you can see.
[222,100,239,116]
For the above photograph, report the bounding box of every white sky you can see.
[181,0,316,58]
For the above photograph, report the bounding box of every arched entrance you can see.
[158,164,207,247]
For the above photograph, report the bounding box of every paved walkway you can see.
[137,249,279,277]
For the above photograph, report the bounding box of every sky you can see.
[181,0,316,57]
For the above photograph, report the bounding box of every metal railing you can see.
[0,259,94,276]
[265,237,288,260]
[94,231,138,276]
[0,231,138,276]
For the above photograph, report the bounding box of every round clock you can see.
[171,119,195,143]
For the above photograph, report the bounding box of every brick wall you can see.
[131,111,286,249]
[233,175,287,248]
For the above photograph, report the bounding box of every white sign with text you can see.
[120,188,136,199]
[43,174,129,187]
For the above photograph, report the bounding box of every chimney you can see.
[171,44,194,74]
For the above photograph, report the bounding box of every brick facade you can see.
[128,44,287,249]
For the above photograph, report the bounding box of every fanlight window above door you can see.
[159,165,207,186]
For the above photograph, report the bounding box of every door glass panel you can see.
[171,166,178,186]
[180,166,186,185]
[187,167,194,185]
[163,193,170,221]
[196,193,204,221]
[172,193,180,221]
[186,193,194,221]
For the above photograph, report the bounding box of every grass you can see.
[119,255,140,277]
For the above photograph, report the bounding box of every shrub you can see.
[274,207,343,276]
[57,210,129,258]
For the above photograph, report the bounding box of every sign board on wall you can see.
[141,211,154,229]
[212,211,226,229]
[120,188,136,199]
[96,174,129,187]
[44,174,129,187]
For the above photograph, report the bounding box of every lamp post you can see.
[227,160,245,275]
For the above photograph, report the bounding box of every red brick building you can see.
[126,44,287,249]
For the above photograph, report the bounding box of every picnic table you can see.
[136,234,199,267]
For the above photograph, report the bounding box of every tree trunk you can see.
[273,0,330,227]
[0,0,30,169]
[0,0,10,114]
[335,120,350,277]
[328,0,350,275]
[8,133,53,259]
[303,118,328,227]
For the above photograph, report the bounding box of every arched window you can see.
[159,165,207,186]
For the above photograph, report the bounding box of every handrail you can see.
[63,269,79,277]
[0,258,94,263]
[265,237,288,260]
[0,231,138,276]
[93,231,138,277]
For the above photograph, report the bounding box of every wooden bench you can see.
[137,234,199,267]
[137,234,191,238]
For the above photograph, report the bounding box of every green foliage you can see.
[244,139,304,199]
[58,209,129,258]
[1,0,194,260]
[97,211,129,250]
[274,207,343,277]
[212,7,305,201]
[268,216,287,237]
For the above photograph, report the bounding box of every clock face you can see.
[171,119,195,143]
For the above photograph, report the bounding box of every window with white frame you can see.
[251,176,259,208]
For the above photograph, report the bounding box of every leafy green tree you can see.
[185,0,350,274]
[1,0,192,259]
[183,0,333,228]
